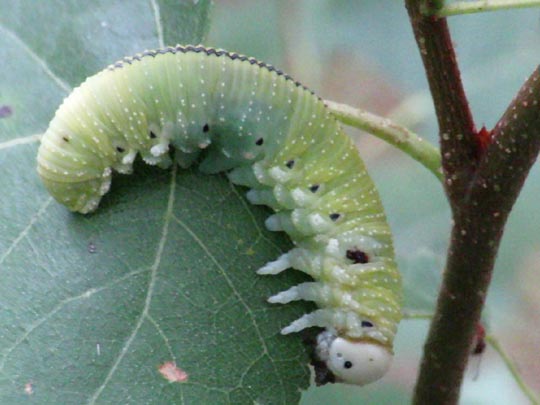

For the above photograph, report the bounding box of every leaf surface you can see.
[0,2,311,403]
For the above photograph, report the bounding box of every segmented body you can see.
[37,46,402,376]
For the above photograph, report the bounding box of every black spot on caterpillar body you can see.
[36,45,402,386]
[361,320,374,328]
[346,248,369,264]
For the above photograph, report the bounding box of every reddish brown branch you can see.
[405,1,540,404]
[475,67,540,210]
[405,1,477,205]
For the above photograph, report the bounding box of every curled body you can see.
[37,45,402,385]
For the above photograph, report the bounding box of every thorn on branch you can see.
[476,126,493,155]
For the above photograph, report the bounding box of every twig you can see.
[326,100,443,181]
[486,335,540,404]
[406,1,477,205]
[430,0,540,17]
[401,310,434,320]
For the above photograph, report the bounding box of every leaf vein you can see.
[0,133,42,151]
[0,267,148,370]
[146,313,175,361]
[0,24,71,93]
[228,182,284,254]
[171,211,287,403]
[87,164,178,404]
[0,197,53,268]
[149,0,165,48]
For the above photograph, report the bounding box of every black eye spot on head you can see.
[361,320,374,328]
[62,136,70,142]
[286,159,295,169]
[336,352,343,358]
[309,184,320,193]
[116,146,125,153]
[344,361,353,369]
[150,131,157,139]
[329,213,341,221]
[255,137,264,146]
[346,249,369,264]
[203,123,209,132]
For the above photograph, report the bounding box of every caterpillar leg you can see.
[264,211,334,236]
[257,248,323,277]
[280,309,336,334]
[257,253,291,275]
[268,282,325,304]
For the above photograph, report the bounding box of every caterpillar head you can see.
[315,331,392,386]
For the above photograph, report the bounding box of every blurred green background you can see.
[206,1,539,404]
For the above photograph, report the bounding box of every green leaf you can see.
[0,2,312,404]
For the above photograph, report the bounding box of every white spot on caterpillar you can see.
[325,239,340,256]
[309,213,329,230]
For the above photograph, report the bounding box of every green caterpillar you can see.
[37,45,402,386]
